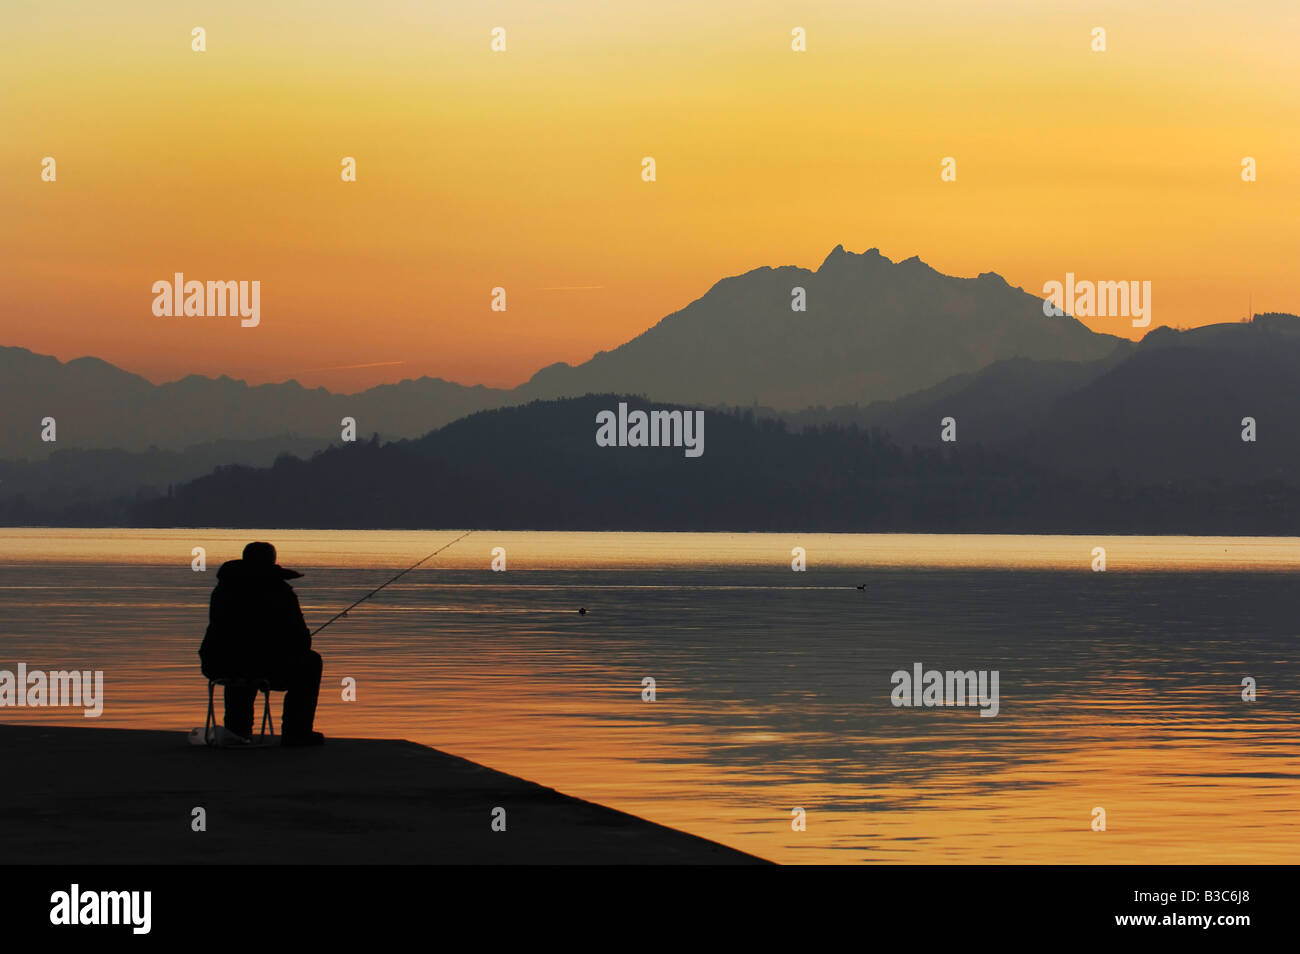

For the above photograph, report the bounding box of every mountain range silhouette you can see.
[0,246,1124,461]
[2,247,1296,531]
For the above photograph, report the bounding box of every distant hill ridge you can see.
[0,344,508,460]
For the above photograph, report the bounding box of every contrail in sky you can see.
[298,360,407,373]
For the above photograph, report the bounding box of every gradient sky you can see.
[2,0,1297,391]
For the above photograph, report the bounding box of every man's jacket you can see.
[199,559,311,679]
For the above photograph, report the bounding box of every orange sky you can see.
[1,1,1297,392]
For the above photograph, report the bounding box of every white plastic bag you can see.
[188,725,253,747]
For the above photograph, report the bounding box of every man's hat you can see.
[242,541,303,579]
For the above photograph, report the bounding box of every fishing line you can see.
[310,529,474,636]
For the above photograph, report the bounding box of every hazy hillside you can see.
[0,346,510,460]
[1026,314,1300,482]
[0,437,331,514]
[110,392,1300,534]
[758,351,1129,445]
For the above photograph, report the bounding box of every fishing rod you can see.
[310,529,474,636]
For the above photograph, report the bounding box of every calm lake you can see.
[2,528,1298,864]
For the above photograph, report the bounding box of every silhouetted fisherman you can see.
[199,542,324,746]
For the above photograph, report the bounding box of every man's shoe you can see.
[281,731,325,747]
